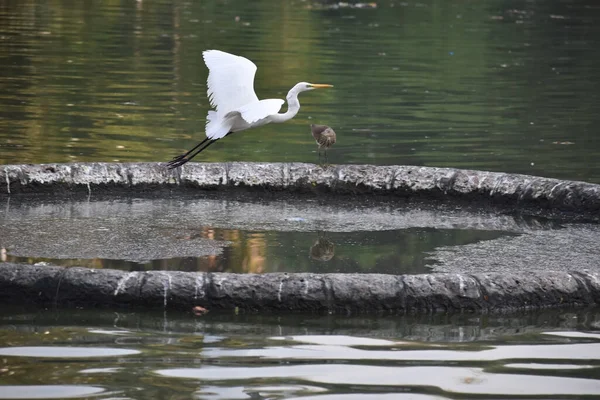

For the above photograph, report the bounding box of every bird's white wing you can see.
[237,99,284,124]
[203,50,260,114]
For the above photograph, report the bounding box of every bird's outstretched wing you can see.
[237,99,284,124]
[203,50,260,114]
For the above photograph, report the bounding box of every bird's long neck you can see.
[270,89,301,123]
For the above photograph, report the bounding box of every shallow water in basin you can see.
[4,227,512,275]
[0,193,572,275]
[2,193,599,275]
[1,306,600,399]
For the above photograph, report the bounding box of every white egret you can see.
[167,50,333,168]
[310,123,336,164]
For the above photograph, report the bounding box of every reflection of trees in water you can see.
[242,233,267,273]
[3,226,266,273]
[179,227,267,274]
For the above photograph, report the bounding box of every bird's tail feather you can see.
[206,110,232,139]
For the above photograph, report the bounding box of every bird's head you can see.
[293,82,334,93]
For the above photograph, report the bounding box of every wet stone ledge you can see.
[1,162,599,221]
[0,263,599,313]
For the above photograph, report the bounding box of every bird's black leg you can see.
[324,149,328,165]
[168,131,237,169]
[185,139,217,163]
[167,138,217,169]
[168,137,210,167]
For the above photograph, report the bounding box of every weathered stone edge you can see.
[1,263,598,313]
[1,162,599,220]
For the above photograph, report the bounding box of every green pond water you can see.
[1,0,599,182]
[1,306,600,399]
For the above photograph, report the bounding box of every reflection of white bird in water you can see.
[310,124,336,164]
[168,50,333,168]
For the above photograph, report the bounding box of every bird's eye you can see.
[306,84,311,88]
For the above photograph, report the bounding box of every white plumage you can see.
[204,50,259,116]
[238,99,285,125]
[167,50,332,168]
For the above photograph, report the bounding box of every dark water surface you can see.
[1,306,600,399]
[1,0,599,182]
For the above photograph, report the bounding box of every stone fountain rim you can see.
[0,161,598,222]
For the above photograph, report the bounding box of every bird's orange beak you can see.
[310,84,334,89]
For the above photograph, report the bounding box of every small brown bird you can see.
[310,124,336,164]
